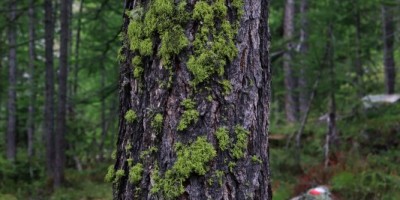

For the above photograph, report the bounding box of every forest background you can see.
[0,0,399,199]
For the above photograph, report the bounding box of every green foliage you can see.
[231,125,250,159]
[151,137,216,199]
[177,99,199,131]
[331,171,400,200]
[151,113,164,131]
[124,109,137,123]
[215,127,229,151]
[128,163,144,184]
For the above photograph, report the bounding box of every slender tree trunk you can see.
[283,0,297,123]
[73,0,84,95]
[382,5,396,94]
[55,0,70,187]
[44,0,56,179]
[27,0,37,175]
[112,0,272,199]
[353,0,364,97]
[6,0,17,162]
[324,25,337,168]
[298,0,308,117]
[99,64,107,161]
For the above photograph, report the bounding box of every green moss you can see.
[139,38,153,56]
[117,46,126,63]
[207,95,213,102]
[187,0,241,86]
[129,163,144,184]
[140,146,158,159]
[151,113,163,131]
[124,109,137,123]
[104,165,115,183]
[231,125,250,159]
[151,137,216,199]
[220,79,232,95]
[124,0,243,88]
[177,99,199,131]
[228,162,236,173]
[127,158,134,167]
[215,127,229,151]
[115,169,125,183]
[125,142,132,152]
[215,170,224,186]
[134,67,144,79]
[251,155,262,164]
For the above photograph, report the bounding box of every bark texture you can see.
[44,0,55,178]
[7,0,17,162]
[55,0,70,187]
[382,5,396,94]
[113,0,272,199]
[283,0,297,122]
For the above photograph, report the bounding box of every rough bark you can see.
[298,0,308,117]
[283,0,298,122]
[55,0,70,187]
[6,0,17,162]
[44,0,56,179]
[382,5,396,94]
[27,0,37,173]
[113,0,272,199]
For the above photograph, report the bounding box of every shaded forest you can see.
[0,0,399,199]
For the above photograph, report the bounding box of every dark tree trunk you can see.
[324,25,337,168]
[298,0,308,117]
[382,5,396,94]
[27,0,37,174]
[112,0,272,199]
[6,0,17,162]
[44,0,56,179]
[283,0,298,123]
[55,0,70,187]
[354,0,363,94]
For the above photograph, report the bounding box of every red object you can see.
[308,189,322,196]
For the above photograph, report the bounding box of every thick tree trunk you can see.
[112,0,272,199]
[382,5,396,94]
[298,0,308,117]
[6,0,17,162]
[44,0,56,179]
[283,0,297,123]
[55,0,70,187]
[27,0,37,175]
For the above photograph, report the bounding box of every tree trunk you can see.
[283,0,298,123]
[111,0,272,199]
[6,0,17,162]
[298,0,308,117]
[382,5,396,94]
[27,0,37,175]
[44,0,56,179]
[353,0,363,96]
[55,0,70,187]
